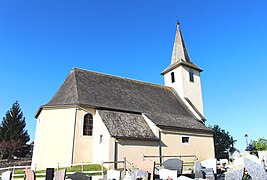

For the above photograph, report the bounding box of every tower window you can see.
[171,72,175,83]
[189,70,194,82]
[83,113,93,136]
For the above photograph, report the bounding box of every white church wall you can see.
[31,107,77,170]
[164,66,184,97]
[142,114,159,136]
[181,66,204,115]
[91,110,112,166]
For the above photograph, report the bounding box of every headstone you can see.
[177,175,194,180]
[202,168,215,180]
[68,172,91,180]
[131,170,148,180]
[244,155,267,180]
[163,158,183,174]
[201,158,217,174]
[45,168,54,180]
[233,157,244,167]
[54,169,66,180]
[107,169,121,180]
[1,171,12,180]
[123,171,133,180]
[138,160,155,180]
[258,151,267,166]
[225,168,244,180]
[194,161,204,179]
[159,169,177,180]
[24,169,35,180]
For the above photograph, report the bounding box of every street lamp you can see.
[244,134,248,149]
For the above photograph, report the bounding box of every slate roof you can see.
[39,68,212,137]
[98,110,158,140]
[144,113,211,132]
[45,68,194,117]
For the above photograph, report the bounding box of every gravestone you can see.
[177,175,194,180]
[107,169,121,180]
[244,156,267,180]
[131,170,148,180]
[68,172,92,180]
[159,169,177,180]
[194,161,204,179]
[225,168,244,180]
[24,169,36,180]
[163,158,183,174]
[45,168,54,180]
[201,158,217,174]
[202,168,215,180]
[1,171,12,180]
[54,169,66,180]
[138,160,155,179]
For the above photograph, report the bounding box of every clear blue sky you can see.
[1,0,266,151]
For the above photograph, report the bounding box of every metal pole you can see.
[82,162,84,172]
[124,157,127,175]
[101,161,104,179]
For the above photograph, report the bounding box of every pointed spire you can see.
[170,21,191,64]
[161,22,202,75]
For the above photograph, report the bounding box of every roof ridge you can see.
[72,67,170,90]
[71,69,80,104]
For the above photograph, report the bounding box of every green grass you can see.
[12,164,106,178]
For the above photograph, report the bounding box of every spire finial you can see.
[176,20,180,29]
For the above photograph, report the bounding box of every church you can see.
[31,23,215,170]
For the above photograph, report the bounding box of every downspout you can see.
[71,106,78,165]
[158,130,162,164]
[114,139,118,169]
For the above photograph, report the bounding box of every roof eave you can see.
[161,62,203,75]
[158,125,214,134]
[113,136,159,141]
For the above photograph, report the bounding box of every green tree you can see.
[0,101,30,159]
[209,124,236,156]
[246,138,267,156]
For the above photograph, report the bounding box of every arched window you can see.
[83,114,93,136]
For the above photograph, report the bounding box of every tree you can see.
[209,124,236,156]
[0,101,30,159]
[246,138,267,156]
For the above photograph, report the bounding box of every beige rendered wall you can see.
[72,107,95,164]
[31,107,77,170]
[116,139,159,168]
[161,130,215,161]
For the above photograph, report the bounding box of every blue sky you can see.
[0,0,266,151]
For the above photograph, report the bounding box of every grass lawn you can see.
[13,164,106,178]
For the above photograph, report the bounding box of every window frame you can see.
[83,113,93,136]
[181,136,190,144]
[189,70,194,83]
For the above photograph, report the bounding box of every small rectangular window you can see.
[189,70,194,82]
[171,72,175,83]
[182,136,190,144]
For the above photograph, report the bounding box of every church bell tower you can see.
[161,22,204,119]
